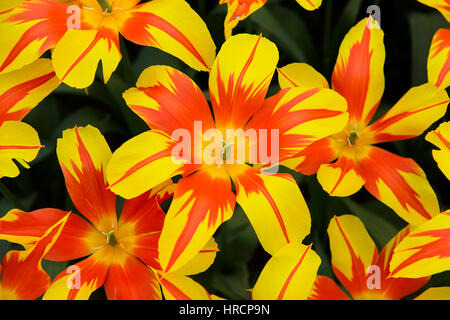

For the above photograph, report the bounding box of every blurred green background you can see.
[0,0,449,299]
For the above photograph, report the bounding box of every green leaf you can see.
[250,6,307,62]
[341,197,405,249]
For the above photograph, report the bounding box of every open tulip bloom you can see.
[278,17,450,227]
[0,0,216,88]
[0,125,220,299]
[106,33,349,274]
[0,0,449,302]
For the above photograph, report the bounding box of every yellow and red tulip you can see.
[390,210,450,279]
[219,0,322,39]
[0,0,216,88]
[0,212,69,300]
[425,121,450,179]
[0,125,217,300]
[309,215,450,300]
[279,18,449,227]
[106,33,349,274]
[428,29,450,90]
[0,58,59,179]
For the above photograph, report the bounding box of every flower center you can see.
[104,230,118,246]
[347,126,360,146]
[97,0,112,13]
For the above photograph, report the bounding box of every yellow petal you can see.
[252,242,321,300]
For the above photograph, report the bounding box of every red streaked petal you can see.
[0,0,70,74]
[209,33,278,130]
[117,0,216,71]
[281,137,338,175]
[0,58,59,124]
[428,29,450,90]
[308,276,350,300]
[359,146,439,226]
[104,250,161,300]
[57,126,117,233]
[158,166,235,273]
[252,243,321,300]
[43,246,114,300]
[327,215,378,299]
[159,272,211,300]
[229,165,311,255]
[107,129,184,200]
[374,226,430,299]
[390,210,450,278]
[123,65,215,136]
[118,190,166,270]
[417,0,450,22]
[317,155,365,197]
[0,212,69,300]
[52,25,121,88]
[219,0,267,39]
[0,208,66,248]
[366,84,449,143]
[332,18,385,126]
[246,86,348,166]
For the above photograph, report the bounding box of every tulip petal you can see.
[0,121,41,178]
[0,207,105,261]
[52,25,121,88]
[366,83,449,143]
[0,0,69,74]
[57,126,117,233]
[278,63,329,89]
[308,276,350,300]
[123,65,215,136]
[118,190,166,270]
[252,242,321,300]
[229,165,311,255]
[107,129,184,199]
[428,29,450,90]
[295,0,322,11]
[327,215,378,299]
[374,226,429,300]
[390,210,450,278]
[0,212,69,300]
[417,0,450,22]
[159,272,211,300]
[175,238,219,276]
[219,0,267,39]
[359,146,439,226]
[415,287,450,300]
[117,0,216,71]
[332,18,385,126]
[281,137,338,175]
[246,86,348,165]
[158,166,235,273]
[43,246,114,300]
[209,34,278,130]
[426,121,450,180]
[317,155,365,197]
[0,58,59,123]
[103,250,161,300]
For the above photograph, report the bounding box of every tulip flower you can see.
[0,0,216,88]
[0,125,219,299]
[0,58,59,179]
[278,18,449,226]
[0,212,69,300]
[308,215,450,300]
[219,0,322,39]
[106,33,349,274]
